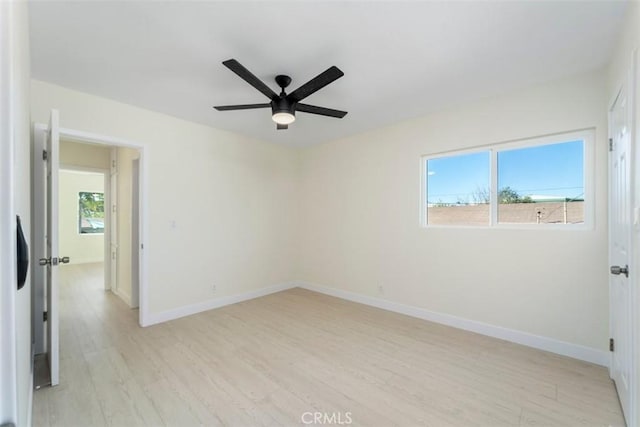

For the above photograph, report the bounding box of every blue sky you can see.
[427,140,584,204]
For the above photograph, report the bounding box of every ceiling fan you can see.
[214,59,347,130]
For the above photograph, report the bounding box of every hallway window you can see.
[79,192,104,234]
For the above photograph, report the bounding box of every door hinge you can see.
[43,311,48,322]
[42,150,48,160]
[609,138,614,152]
[610,338,615,352]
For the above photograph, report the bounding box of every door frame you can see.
[33,124,149,327]
[634,48,640,427]
[130,158,140,308]
[109,148,118,295]
[608,48,638,427]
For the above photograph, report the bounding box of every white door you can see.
[32,126,47,355]
[40,110,64,386]
[609,80,633,423]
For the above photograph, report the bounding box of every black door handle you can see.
[16,215,29,290]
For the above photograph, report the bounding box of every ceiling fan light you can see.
[272,112,296,125]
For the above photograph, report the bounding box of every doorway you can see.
[56,140,141,308]
[32,120,147,388]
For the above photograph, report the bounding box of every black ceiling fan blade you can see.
[296,103,347,118]
[222,59,277,100]
[214,103,271,111]
[287,66,344,102]
[276,124,288,130]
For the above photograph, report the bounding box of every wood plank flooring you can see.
[33,263,625,426]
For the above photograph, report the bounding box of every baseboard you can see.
[145,282,297,326]
[112,287,132,307]
[298,281,609,367]
[138,279,608,366]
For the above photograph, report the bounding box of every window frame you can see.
[420,129,595,230]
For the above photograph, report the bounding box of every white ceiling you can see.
[29,1,627,147]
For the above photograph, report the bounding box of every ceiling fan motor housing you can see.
[272,97,296,117]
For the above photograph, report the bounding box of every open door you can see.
[44,109,60,386]
[36,109,69,386]
[609,73,634,423]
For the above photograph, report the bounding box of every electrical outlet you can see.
[212,285,217,294]
[378,285,384,295]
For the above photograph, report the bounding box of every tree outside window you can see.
[79,192,104,234]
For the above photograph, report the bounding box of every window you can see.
[497,141,584,224]
[78,192,105,234]
[426,151,490,226]
[421,130,592,228]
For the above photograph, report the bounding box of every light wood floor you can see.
[33,263,625,426]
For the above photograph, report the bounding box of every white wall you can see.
[0,0,31,425]
[608,2,639,98]
[59,170,105,264]
[13,6,32,424]
[297,70,609,356]
[31,80,299,322]
[60,139,110,170]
